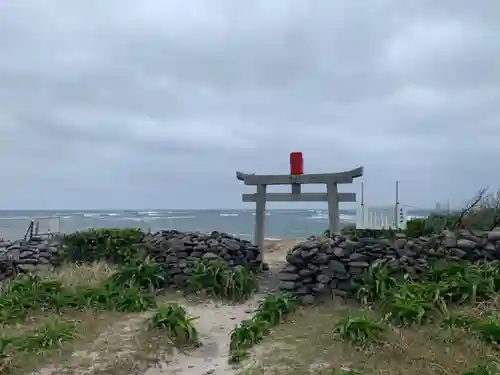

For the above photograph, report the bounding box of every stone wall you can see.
[0,236,61,280]
[141,230,262,287]
[279,229,500,303]
[0,230,262,282]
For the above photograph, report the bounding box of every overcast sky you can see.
[0,1,499,210]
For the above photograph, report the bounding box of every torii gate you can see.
[237,152,363,256]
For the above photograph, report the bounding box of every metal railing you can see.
[0,216,61,241]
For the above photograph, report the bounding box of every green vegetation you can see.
[108,256,167,291]
[463,364,500,375]
[334,313,386,344]
[147,303,199,346]
[61,228,146,263]
[354,262,500,324]
[186,259,259,301]
[0,318,77,373]
[229,293,297,363]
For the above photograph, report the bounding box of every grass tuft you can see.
[334,313,386,344]
[186,260,258,301]
[147,303,199,346]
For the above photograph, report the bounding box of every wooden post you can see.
[326,183,340,235]
[254,184,267,257]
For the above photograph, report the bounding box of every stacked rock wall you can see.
[280,229,500,303]
[142,230,262,286]
[0,230,262,282]
[0,236,62,280]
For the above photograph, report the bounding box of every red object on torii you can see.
[290,152,303,175]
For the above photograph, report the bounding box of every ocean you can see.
[0,208,431,241]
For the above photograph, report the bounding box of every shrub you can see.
[61,228,145,264]
[148,303,199,346]
[186,260,258,301]
[334,314,386,344]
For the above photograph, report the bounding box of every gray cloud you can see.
[0,0,499,209]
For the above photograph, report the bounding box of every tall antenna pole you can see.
[361,181,365,206]
[360,181,365,229]
[394,180,400,229]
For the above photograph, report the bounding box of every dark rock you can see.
[279,272,300,281]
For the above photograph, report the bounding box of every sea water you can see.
[0,208,431,241]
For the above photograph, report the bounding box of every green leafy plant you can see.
[108,256,167,291]
[471,314,500,344]
[186,260,258,301]
[108,285,157,312]
[230,318,270,354]
[0,274,72,323]
[9,318,77,353]
[356,265,397,305]
[253,293,297,326]
[148,303,199,346]
[383,282,436,325]
[334,313,386,344]
[228,293,297,364]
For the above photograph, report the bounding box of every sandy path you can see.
[145,297,262,375]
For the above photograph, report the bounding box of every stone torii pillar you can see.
[236,152,363,257]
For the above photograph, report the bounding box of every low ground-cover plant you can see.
[147,303,199,346]
[356,265,397,305]
[186,260,258,301]
[229,293,297,363]
[463,363,500,375]
[355,261,500,326]
[0,273,157,324]
[107,256,167,292]
[252,293,297,325]
[383,282,437,325]
[334,313,386,344]
[471,314,500,344]
[0,318,77,373]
